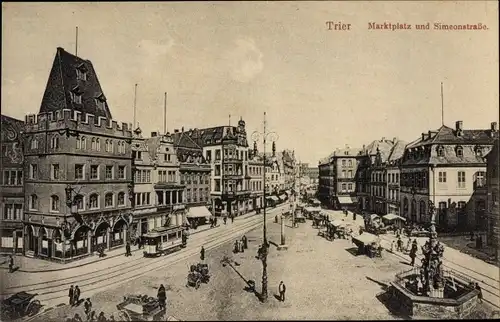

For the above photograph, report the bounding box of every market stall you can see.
[351,232,382,258]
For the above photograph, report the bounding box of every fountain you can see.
[388,201,480,319]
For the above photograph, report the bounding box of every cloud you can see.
[226,38,264,83]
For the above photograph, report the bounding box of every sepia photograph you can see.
[1,1,499,321]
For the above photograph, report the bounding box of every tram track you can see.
[4,208,280,309]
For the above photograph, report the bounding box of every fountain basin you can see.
[389,269,479,319]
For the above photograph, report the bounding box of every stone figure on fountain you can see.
[419,201,445,295]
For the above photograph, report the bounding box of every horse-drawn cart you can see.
[115,294,166,321]
[0,292,41,321]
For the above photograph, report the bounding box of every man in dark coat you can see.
[68,285,74,305]
[242,235,248,249]
[125,242,132,257]
[475,282,483,302]
[8,255,14,273]
[200,246,205,261]
[410,239,418,266]
[73,285,81,306]
[278,281,286,302]
[157,284,167,310]
[84,298,92,319]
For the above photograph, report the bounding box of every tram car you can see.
[143,226,187,257]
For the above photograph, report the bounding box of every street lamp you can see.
[251,112,278,303]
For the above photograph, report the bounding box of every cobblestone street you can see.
[33,216,412,321]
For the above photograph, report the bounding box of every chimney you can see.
[455,121,463,131]
[182,126,184,132]
[393,137,397,143]
[381,137,386,142]
[491,122,498,131]
[421,133,426,141]
[428,130,431,139]
[174,129,179,133]
[151,131,158,137]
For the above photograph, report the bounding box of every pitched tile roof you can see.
[387,139,408,163]
[407,125,496,149]
[39,47,112,119]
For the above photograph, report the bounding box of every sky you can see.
[2,1,498,165]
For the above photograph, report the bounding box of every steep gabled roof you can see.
[387,140,408,162]
[172,132,202,150]
[39,47,112,119]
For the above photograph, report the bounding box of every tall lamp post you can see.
[251,112,278,303]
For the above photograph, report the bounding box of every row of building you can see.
[318,122,499,246]
[0,47,298,262]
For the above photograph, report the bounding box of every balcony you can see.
[222,190,250,199]
[154,182,185,189]
[223,173,244,180]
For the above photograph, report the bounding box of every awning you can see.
[331,219,346,227]
[285,190,292,195]
[369,214,381,221]
[266,196,279,202]
[186,206,212,219]
[383,214,406,221]
[337,196,357,204]
[352,232,377,244]
[278,194,287,200]
[305,207,321,213]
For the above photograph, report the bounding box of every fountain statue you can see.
[419,201,445,297]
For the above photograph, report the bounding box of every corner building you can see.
[23,47,133,262]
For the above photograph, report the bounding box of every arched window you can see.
[76,136,81,149]
[456,146,463,158]
[419,200,426,217]
[109,140,113,153]
[91,138,97,150]
[105,140,109,152]
[96,138,101,151]
[81,136,87,149]
[51,135,60,149]
[74,194,84,211]
[31,138,38,150]
[117,141,121,154]
[436,145,445,157]
[117,192,125,206]
[51,195,60,212]
[89,194,99,209]
[105,193,114,207]
[30,194,38,210]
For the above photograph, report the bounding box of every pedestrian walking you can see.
[8,255,14,273]
[278,281,286,302]
[231,215,234,224]
[406,239,412,253]
[475,283,483,302]
[73,285,81,306]
[157,284,167,310]
[125,242,132,257]
[84,298,92,320]
[242,235,248,249]
[390,241,395,253]
[240,239,245,253]
[68,285,74,305]
[200,246,205,261]
[234,240,240,253]
[397,237,403,252]
[214,216,218,226]
[223,216,227,225]
[409,242,418,266]
[353,212,357,221]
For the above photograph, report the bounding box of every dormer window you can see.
[436,145,445,157]
[70,86,83,104]
[95,94,106,110]
[76,63,88,81]
[475,146,483,157]
[456,146,464,158]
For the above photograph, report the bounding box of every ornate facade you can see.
[485,138,499,259]
[23,47,133,262]
[0,115,25,253]
[130,130,186,238]
[188,119,251,217]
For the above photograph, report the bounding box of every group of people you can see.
[209,216,218,228]
[66,311,111,322]
[68,285,82,306]
[234,235,248,253]
[391,237,419,265]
